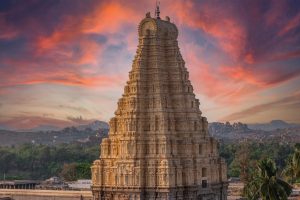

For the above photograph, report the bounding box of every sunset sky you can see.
[0,0,300,130]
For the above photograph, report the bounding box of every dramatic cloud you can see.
[0,0,137,90]
[169,0,246,60]
[221,92,300,122]
[1,71,124,88]
[168,0,300,100]
[0,0,300,127]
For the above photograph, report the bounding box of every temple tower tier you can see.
[91,11,228,200]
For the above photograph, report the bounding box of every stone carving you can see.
[92,12,228,200]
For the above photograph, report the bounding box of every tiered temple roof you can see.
[91,11,228,200]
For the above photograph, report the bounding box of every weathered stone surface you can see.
[91,12,228,200]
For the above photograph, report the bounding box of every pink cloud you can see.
[219,63,300,94]
[278,12,300,36]
[169,0,246,61]
[219,66,263,86]
[0,14,19,40]
[36,1,140,51]
[165,0,300,107]
[221,91,300,122]
[183,44,258,103]
[0,70,125,88]
[0,0,300,125]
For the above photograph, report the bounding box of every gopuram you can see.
[91,7,228,200]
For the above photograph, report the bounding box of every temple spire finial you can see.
[155,1,160,19]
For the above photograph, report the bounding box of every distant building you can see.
[0,180,39,189]
[68,179,91,190]
[36,176,68,190]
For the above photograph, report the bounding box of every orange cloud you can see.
[219,66,262,86]
[77,40,103,65]
[16,74,124,87]
[33,1,141,76]
[36,2,139,49]
[0,61,125,88]
[182,44,259,103]
[219,63,300,91]
[81,2,139,34]
[169,0,300,66]
[1,0,300,125]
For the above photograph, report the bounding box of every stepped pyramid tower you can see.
[91,9,228,200]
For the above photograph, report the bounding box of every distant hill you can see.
[0,120,109,146]
[248,120,299,131]
[0,120,109,132]
[26,124,62,132]
[1,119,300,146]
[76,120,109,131]
[209,121,300,144]
[209,122,251,136]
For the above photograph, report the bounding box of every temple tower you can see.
[91,11,228,200]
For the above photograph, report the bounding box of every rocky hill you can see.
[209,121,300,144]
[209,122,251,136]
[0,120,109,146]
[248,120,299,131]
[1,119,299,146]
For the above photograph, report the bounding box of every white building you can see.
[68,179,91,190]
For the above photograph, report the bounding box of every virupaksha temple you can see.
[91,8,228,200]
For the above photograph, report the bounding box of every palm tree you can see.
[283,156,297,184]
[292,146,300,178]
[244,158,292,200]
[283,145,300,184]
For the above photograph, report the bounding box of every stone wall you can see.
[0,189,92,200]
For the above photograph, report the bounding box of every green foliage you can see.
[283,143,300,183]
[60,163,77,181]
[60,162,92,181]
[228,160,240,178]
[243,158,292,200]
[0,140,299,183]
[219,142,294,178]
[0,143,99,180]
[76,163,92,179]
